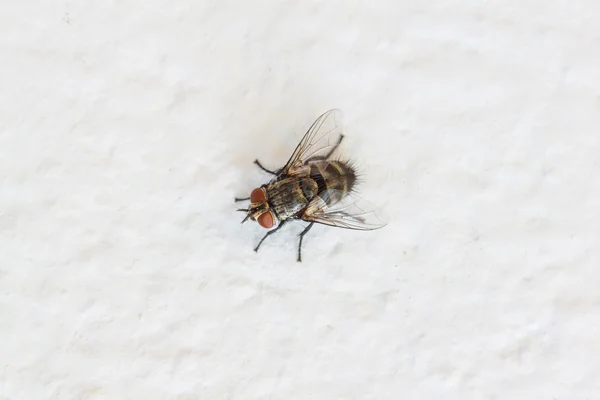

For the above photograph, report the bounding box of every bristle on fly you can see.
[334,158,361,194]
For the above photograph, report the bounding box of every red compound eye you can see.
[257,211,274,229]
[250,188,266,203]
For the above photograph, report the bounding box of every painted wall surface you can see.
[1,1,599,399]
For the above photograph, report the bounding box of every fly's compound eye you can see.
[250,188,266,203]
[257,211,274,229]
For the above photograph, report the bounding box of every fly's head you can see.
[239,187,277,229]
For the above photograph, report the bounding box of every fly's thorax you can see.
[265,177,313,220]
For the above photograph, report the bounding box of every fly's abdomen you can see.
[308,160,356,204]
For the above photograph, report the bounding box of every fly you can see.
[235,109,387,262]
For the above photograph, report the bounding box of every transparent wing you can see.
[303,190,388,230]
[281,109,345,174]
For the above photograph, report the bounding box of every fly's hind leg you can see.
[254,220,287,253]
[307,134,345,162]
[297,222,315,262]
[254,159,278,175]
[323,134,344,159]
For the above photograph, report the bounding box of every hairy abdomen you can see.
[308,160,356,204]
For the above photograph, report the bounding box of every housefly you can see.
[235,109,387,262]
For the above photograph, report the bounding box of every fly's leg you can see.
[323,134,344,159]
[254,159,278,175]
[235,197,250,202]
[254,220,287,253]
[297,222,314,262]
[306,134,345,162]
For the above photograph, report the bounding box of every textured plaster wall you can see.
[1,1,599,399]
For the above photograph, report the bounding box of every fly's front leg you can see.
[234,196,250,202]
[254,220,287,253]
[254,159,278,175]
[297,222,314,262]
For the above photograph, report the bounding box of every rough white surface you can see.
[1,1,600,399]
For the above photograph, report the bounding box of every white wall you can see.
[1,1,599,399]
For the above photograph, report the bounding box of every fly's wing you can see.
[281,109,344,175]
[302,190,388,230]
